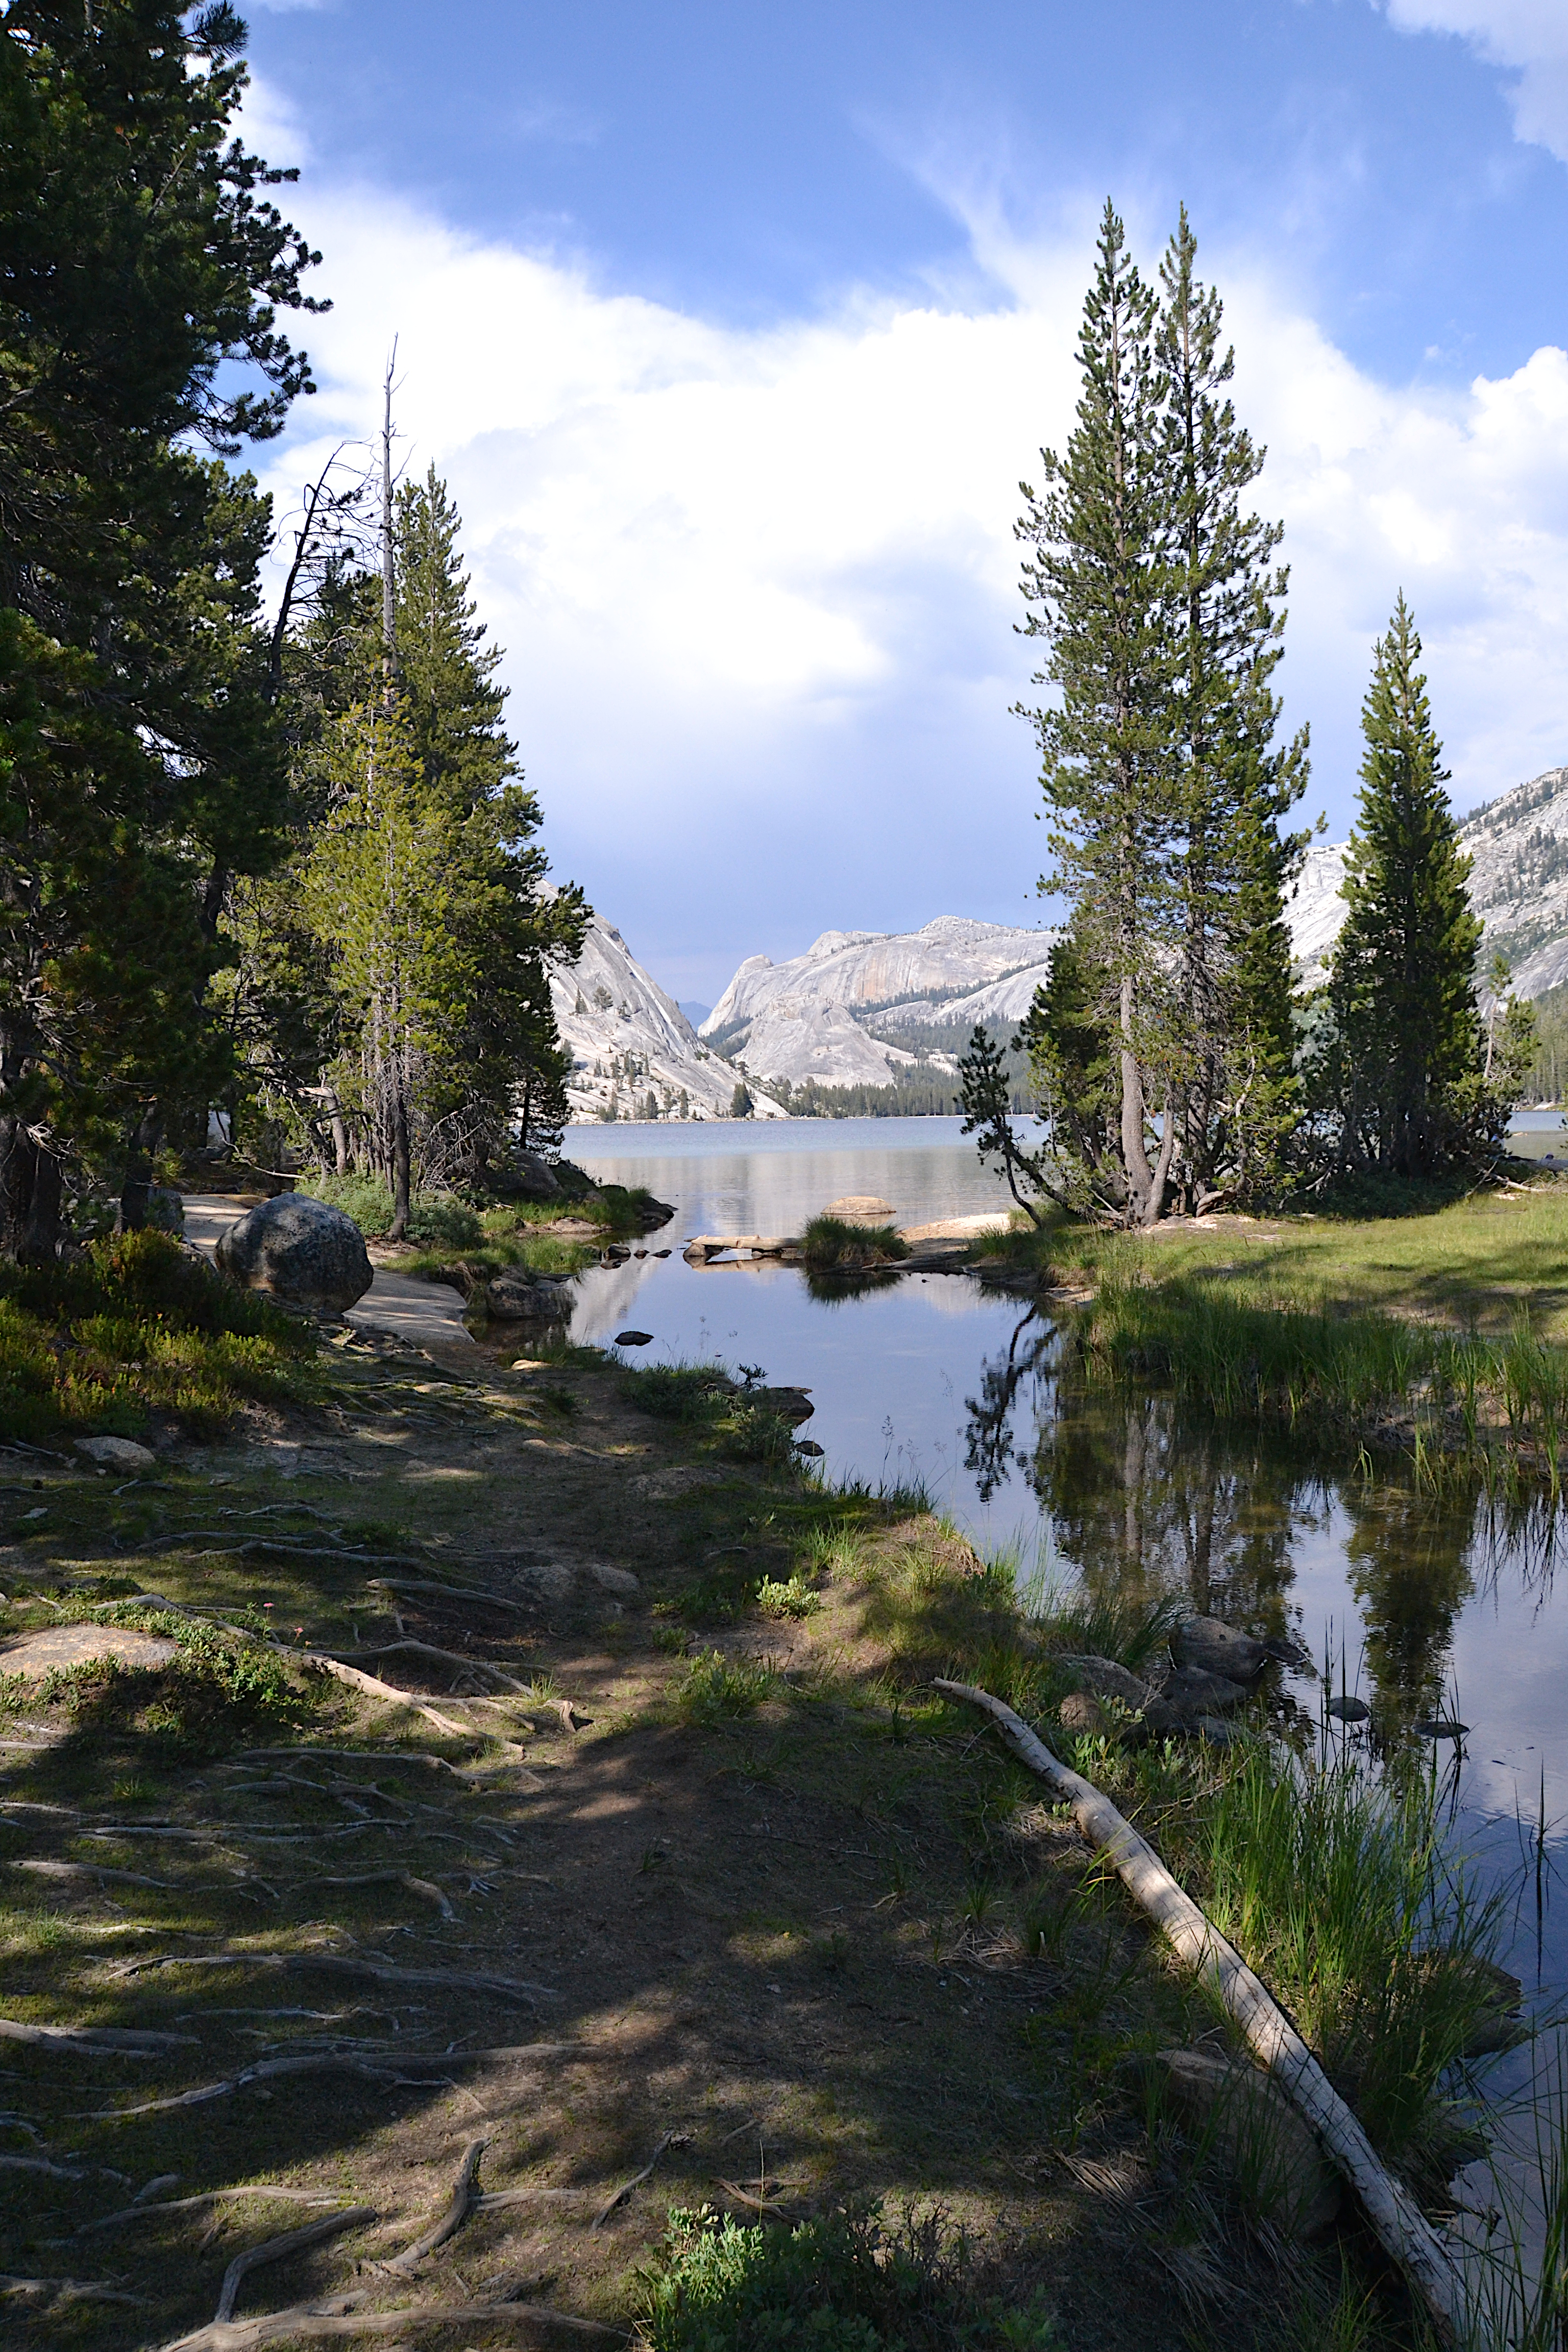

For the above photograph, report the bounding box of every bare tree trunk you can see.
[0,1117,63,1264]
[388,1084,411,1242]
[117,1105,162,1234]
[380,345,400,696]
[1119,972,1155,1225]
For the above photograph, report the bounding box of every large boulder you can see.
[509,1150,561,1201]
[216,1194,372,1316]
[485,1272,571,1322]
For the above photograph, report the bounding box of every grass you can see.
[639,2202,1062,2351]
[300,1170,669,1250]
[620,1358,799,1464]
[0,1227,322,1441]
[800,1216,911,1273]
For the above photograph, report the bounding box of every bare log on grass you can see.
[932,1676,1471,2347]
[385,2137,485,2273]
[215,2208,376,2325]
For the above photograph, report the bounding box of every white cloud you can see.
[252,104,1568,989]
[1385,0,1568,160]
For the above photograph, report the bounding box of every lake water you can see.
[561,1116,1568,2231]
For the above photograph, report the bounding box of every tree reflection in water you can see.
[960,1306,1545,1738]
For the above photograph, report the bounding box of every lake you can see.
[560,1120,1568,2099]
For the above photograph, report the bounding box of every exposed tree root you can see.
[108,1947,560,2005]
[0,2272,145,2308]
[365,1577,533,1618]
[592,2132,681,2228]
[326,1639,529,1693]
[159,2293,624,2348]
[75,2188,361,2239]
[0,2017,197,2054]
[288,1651,474,1738]
[279,1871,455,1920]
[215,2208,376,2324]
[385,2137,485,2273]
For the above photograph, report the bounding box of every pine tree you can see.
[1321,597,1485,1177]
[1015,200,1175,1228]
[1155,209,1308,1210]
[0,1,320,1252]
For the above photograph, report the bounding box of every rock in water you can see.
[1143,2047,1341,2236]
[1164,1665,1253,1714]
[615,1331,654,1348]
[1171,1615,1269,1682]
[822,1195,896,1228]
[216,1195,372,1315]
[1326,1695,1371,1724]
[486,1275,570,1322]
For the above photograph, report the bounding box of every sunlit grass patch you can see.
[670,1650,777,1725]
[801,1215,911,1273]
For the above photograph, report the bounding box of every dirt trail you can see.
[0,1335,1299,2349]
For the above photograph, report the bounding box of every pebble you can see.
[1414,1718,1469,1739]
[615,1331,654,1347]
[1326,1696,1370,1723]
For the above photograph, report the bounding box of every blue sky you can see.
[244,0,1568,1000]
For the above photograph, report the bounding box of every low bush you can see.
[299,1174,484,1248]
[0,1229,320,1439]
[640,2202,1060,2351]
[801,1216,910,1273]
[670,1650,776,1725]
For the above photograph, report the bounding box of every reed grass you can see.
[800,1214,910,1272]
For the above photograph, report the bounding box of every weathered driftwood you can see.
[933,1677,1470,2347]
[215,2209,375,2325]
[682,1234,796,1263]
[386,2137,485,2273]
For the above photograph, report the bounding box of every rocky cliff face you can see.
[1285,765,1568,992]
[550,916,786,1124]
[700,915,1057,1092]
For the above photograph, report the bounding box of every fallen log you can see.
[682,1234,796,1262]
[933,1677,1470,2347]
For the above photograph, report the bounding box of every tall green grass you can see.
[1144,1738,1513,2183]
[800,1215,910,1272]
[1078,1270,1568,1491]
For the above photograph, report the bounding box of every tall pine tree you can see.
[0,0,322,1252]
[1013,200,1175,1228]
[1156,209,1307,1211]
[1318,598,1491,1178]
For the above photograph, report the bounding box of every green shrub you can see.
[299,1174,483,1248]
[756,1574,821,1620]
[641,2203,1060,2352]
[622,1361,735,1422]
[801,1216,910,1273]
[0,1230,319,1440]
[671,1650,776,1725]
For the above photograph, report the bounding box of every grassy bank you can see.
[979,1178,1568,1481]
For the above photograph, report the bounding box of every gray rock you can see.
[486,1276,570,1322]
[749,1387,815,1424]
[1165,1665,1253,1714]
[615,1330,654,1347]
[216,1194,372,1315]
[1326,1695,1371,1724]
[1414,1717,1469,1740]
[1058,1690,1108,1739]
[589,1562,641,1596]
[793,1439,825,1458]
[1143,2047,1341,2236]
[1059,1654,1183,1737]
[509,1150,561,1200]
[75,1436,157,1472]
[1171,1615,1270,1683]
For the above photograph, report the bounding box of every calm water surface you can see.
[563,1121,1568,2010]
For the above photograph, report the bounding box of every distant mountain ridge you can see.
[555,764,1568,1121]
[1286,764,1568,993]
